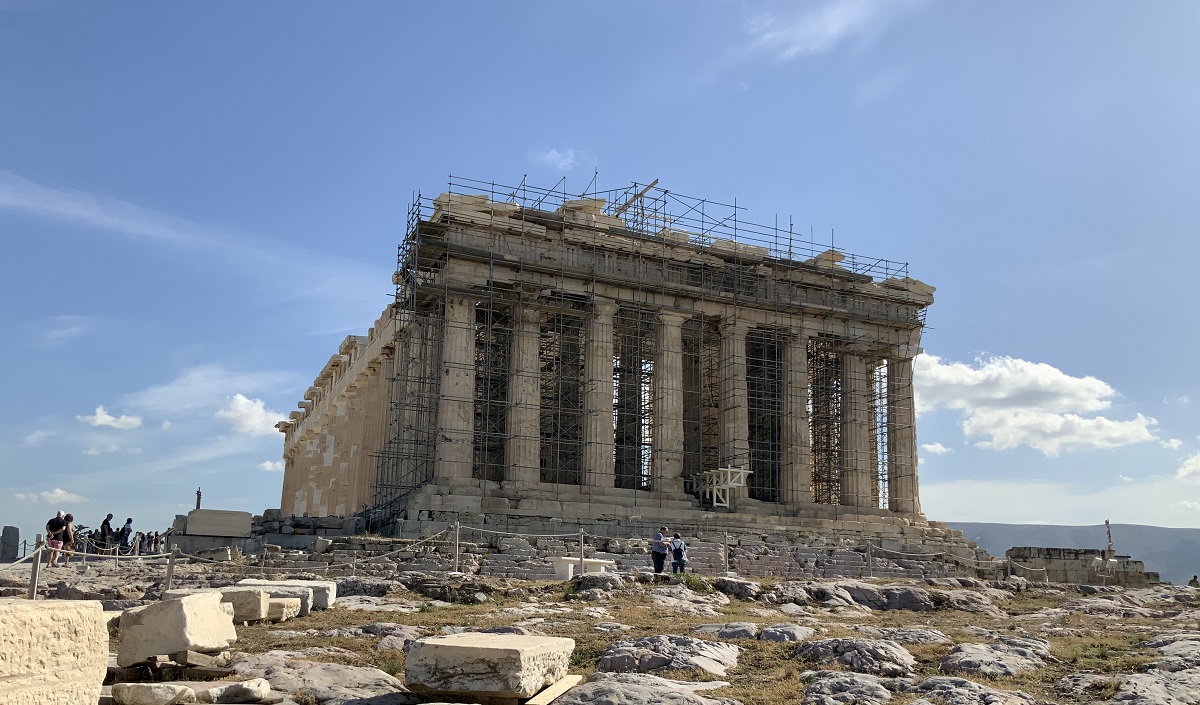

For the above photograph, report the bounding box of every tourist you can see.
[118,518,134,554]
[44,511,67,567]
[1189,575,1199,588]
[669,532,688,574]
[651,526,669,575]
[60,514,76,564]
[99,513,115,556]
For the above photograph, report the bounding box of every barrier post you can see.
[724,532,730,573]
[453,522,461,573]
[27,535,43,600]
[941,552,947,576]
[579,529,586,575]
[866,543,873,579]
[165,545,178,591]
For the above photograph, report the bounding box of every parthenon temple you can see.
[277,177,957,545]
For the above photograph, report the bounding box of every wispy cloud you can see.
[14,488,88,504]
[123,364,291,417]
[1118,474,1134,483]
[22,429,55,447]
[747,0,926,61]
[856,71,904,105]
[257,460,284,472]
[1163,395,1191,406]
[535,148,578,171]
[216,394,285,437]
[38,314,92,348]
[77,405,142,430]
[1162,438,1183,450]
[920,442,952,455]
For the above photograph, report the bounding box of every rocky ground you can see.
[7,561,1200,705]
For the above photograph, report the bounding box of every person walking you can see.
[99,513,115,556]
[651,526,669,575]
[669,532,688,574]
[45,511,67,567]
[118,518,134,554]
[60,514,76,564]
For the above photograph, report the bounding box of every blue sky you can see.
[3,1,1200,541]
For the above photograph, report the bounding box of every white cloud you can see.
[920,442,952,455]
[161,420,172,430]
[22,429,55,446]
[1163,395,1191,406]
[84,443,121,456]
[535,148,577,171]
[216,394,284,437]
[1179,501,1200,511]
[1118,474,1134,483]
[38,314,92,348]
[915,354,1160,456]
[746,0,925,60]
[257,460,284,472]
[1162,438,1183,450]
[1177,452,1200,480]
[13,488,88,504]
[76,405,142,430]
[124,364,291,416]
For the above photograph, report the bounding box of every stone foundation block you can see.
[111,682,196,705]
[267,597,302,622]
[118,593,236,667]
[405,633,574,698]
[237,578,335,610]
[0,598,108,705]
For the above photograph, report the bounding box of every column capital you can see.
[656,310,691,326]
[592,299,618,319]
[719,317,751,336]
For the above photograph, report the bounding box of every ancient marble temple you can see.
[277,178,941,541]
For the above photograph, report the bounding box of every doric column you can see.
[505,302,541,485]
[840,353,874,508]
[583,300,617,488]
[652,311,688,494]
[780,329,811,507]
[434,295,476,481]
[887,356,920,515]
[719,319,750,503]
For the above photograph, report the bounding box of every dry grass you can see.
[207,581,1173,705]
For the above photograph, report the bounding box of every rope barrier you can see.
[0,546,43,572]
[462,526,579,539]
[865,542,945,560]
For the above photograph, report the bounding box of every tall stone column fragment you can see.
[583,300,617,488]
[507,303,541,484]
[780,330,811,507]
[887,356,920,515]
[0,598,107,705]
[652,311,687,494]
[435,295,477,481]
[719,319,750,503]
[840,353,874,508]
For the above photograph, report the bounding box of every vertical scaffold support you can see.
[579,530,586,575]
[453,521,461,573]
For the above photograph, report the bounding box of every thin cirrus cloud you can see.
[914,353,1160,457]
[535,148,578,171]
[38,314,93,348]
[76,405,142,430]
[746,0,927,61]
[123,364,292,416]
[14,488,89,504]
[22,429,56,447]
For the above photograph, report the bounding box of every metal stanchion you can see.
[27,535,43,600]
[866,542,873,578]
[579,530,586,575]
[165,546,178,591]
[453,521,461,573]
[724,532,730,573]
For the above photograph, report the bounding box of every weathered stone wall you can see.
[0,598,108,705]
[1006,547,1158,586]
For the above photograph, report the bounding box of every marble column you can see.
[887,356,920,515]
[652,312,687,494]
[506,303,541,485]
[780,329,812,508]
[434,295,476,481]
[719,319,750,503]
[840,353,874,508]
[582,300,617,488]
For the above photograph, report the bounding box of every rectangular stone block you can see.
[0,598,108,705]
[185,509,252,537]
[1,526,18,561]
[233,582,314,616]
[237,578,336,609]
[267,597,301,622]
[118,593,236,667]
[405,633,574,698]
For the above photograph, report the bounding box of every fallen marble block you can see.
[0,598,108,705]
[406,632,575,698]
[118,593,237,667]
[268,597,302,622]
[237,578,335,610]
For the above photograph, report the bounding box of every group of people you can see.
[43,512,169,567]
[651,526,689,575]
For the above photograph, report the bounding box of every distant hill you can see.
[947,522,1200,586]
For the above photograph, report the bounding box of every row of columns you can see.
[430,295,919,515]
